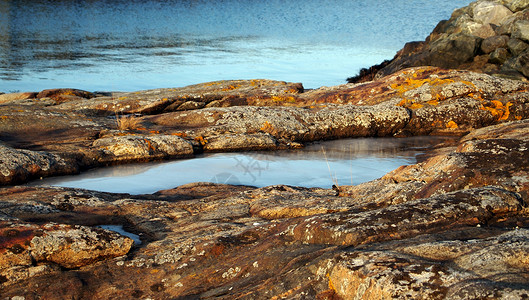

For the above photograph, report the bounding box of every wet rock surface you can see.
[349,0,529,83]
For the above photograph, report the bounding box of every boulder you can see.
[472,1,513,25]
[29,224,134,268]
[36,89,94,103]
[512,19,529,41]
[489,47,511,63]
[348,0,529,82]
[513,49,529,76]
[505,0,529,12]
[481,34,509,53]
[0,144,78,185]
[0,92,37,104]
[507,37,529,54]
[1,221,133,280]
[92,134,194,162]
[462,21,496,38]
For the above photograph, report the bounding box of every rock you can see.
[176,101,206,111]
[203,133,278,152]
[0,118,528,298]
[348,0,529,82]
[1,220,133,283]
[52,79,304,115]
[36,89,94,103]
[426,33,481,67]
[92,134,194,162]
[505,0,529,12]
[29,223,133,268]
[507,37,529,55]
[462,21,497,38]
[473,1,513,26]
[0,92,37,104]
[512,19,529,41]
[489,47,511,63]
[329,229,529,299]
[514,50,529,76]
[0,67,527,184]
[0,144,78,185]
[481,35,509,53]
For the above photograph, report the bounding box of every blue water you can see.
[0,0,472,92]
[30,136,452,194]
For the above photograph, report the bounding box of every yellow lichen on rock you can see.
[397,98,423,109]
[194,136,208,145]
[446,121,459,129]
[260,121,275,133]
[481,101,513,121]
[271,95,296,103]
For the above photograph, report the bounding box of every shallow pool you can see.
[30,136,453,194]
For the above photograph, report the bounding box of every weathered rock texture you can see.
[348,0,529,82]
[0,119,528,299]
[1,67,528,185]
[0,2,529,294]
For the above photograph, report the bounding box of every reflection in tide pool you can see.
[31,137,453,194]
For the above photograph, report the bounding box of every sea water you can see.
[1,0,472,92]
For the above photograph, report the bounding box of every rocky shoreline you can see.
[1,0,529,299]
[348,0,529,83]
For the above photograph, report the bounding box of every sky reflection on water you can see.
[30,136,454,194]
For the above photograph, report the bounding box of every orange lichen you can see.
[172,132,188,137]
[284,88,299,93]
[446,121,459,129]
[390,73,472,111]
[260,121,275,132]
[326,273,336,291]
[390,77,457,95]
[194,136,208,145]
[432,120,443,127]
[250,79,261,86]
[428,98,440,105]
[144,139,156,151]
[221,84,241,91]
[397,99,423,110]
[271,96,296,103]
[150,130,160,134]
[0,116,8,120]
[481,101,512,121]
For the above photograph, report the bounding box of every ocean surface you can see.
[1,0,472,92]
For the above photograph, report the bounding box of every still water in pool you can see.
[30,136,452,194]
